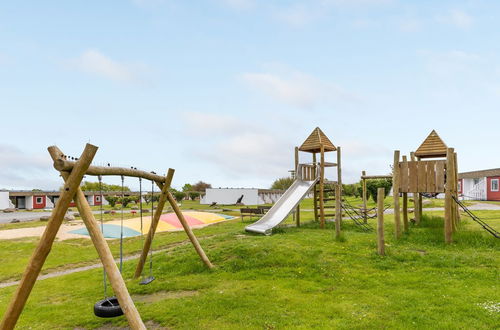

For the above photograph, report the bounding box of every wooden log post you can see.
[166,191,214,268]
[319,144,326,229]
[449,152,458,232]
[134,169,174,278]
[313,153,318,222]
[295,146,300,227]
[336,146,342,225]
[393,150,401,239]
[50,146,146,330]
[410,152,420,224]
[362,171,367,223]
[401,156,409,232]
[0,144,99,330]
[454,152,460,224]
[377,188,385,256]
[335,184,341,238]
[444,148,454,244]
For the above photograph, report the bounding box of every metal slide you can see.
[245,164,320,235]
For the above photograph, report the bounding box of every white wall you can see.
[201,188,260,205]
[0,192,14,210]
[25,196,33,209]
[45,197,55,209]
[258,192,284,204]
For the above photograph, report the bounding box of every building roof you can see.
[459,168,500,179]
[414,130,448,158]
[299,127,336,153]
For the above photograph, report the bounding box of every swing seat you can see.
[94,297,123,318]
[140,276,155,285]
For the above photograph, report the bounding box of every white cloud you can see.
[325,0,393,6]
[182,112,291,182]
[182,112,242,136]
[0,144,57,190]
[219,0,254,10]
[241,69,357,109]
[418,49,481,76]
[274,3,322,26]
[68,50,143,83]
[399,18,422,32]
[436,9,473,29]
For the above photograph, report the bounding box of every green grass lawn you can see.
[0,199,499,329]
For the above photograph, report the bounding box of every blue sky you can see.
[1,0,499,191]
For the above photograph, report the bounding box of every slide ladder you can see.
[452,196,499,239]
[245,164,320,235]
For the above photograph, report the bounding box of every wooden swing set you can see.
[0,144,213,330]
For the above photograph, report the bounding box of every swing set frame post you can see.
[134,169,174,278]
[0,144,146,330]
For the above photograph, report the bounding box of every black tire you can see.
[94,297,124,318]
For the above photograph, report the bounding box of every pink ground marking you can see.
[160,213,204,228]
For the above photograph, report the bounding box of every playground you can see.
[0,129,499,329]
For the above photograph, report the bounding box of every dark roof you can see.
[459,168,500,179]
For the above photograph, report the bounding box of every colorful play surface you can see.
[69,211,234,239]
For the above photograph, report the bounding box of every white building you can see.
[201,188,285,205]
[458,168,500,201]
[0,191,15,210]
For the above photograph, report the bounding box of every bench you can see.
[240,208,264,222]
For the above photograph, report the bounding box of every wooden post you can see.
[362,171,367,223]
[449,152,458,232]
[335,184,341,238]
[454,152,460,224]
[410,152,420,224]
[336,146,342,225]
[416,155,423,223]
[402,156,409,232]
[377,188,385,256]
[313,153,318,222]
[393,150,401,239]
[166,191,214,268]
[134,169,174,278]
[319,144,325,228]
[294,146,300,227]
[50,146,146,330]
[444,148,454,244]
[0,144,99,330]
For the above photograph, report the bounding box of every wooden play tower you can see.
[294,127,342,231]
[392,130,459,243]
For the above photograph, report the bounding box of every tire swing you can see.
[94,175,124,318]
[139,177,155,285]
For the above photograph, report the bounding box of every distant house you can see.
[0,190,142,210]
[458,168,500,201]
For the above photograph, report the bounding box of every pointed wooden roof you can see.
[299,127,336,153]
[414,130,448,158]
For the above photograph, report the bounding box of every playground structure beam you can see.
[53,159,167,184]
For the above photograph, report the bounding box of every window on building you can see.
[458,181,462,192]
[473,178,480,185]
[96,195,101,202]
[35,197,43,204]
[491,179,499,192]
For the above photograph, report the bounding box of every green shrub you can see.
[366,179,392,202]
[271,177,294,190]
[104,196,119,207]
